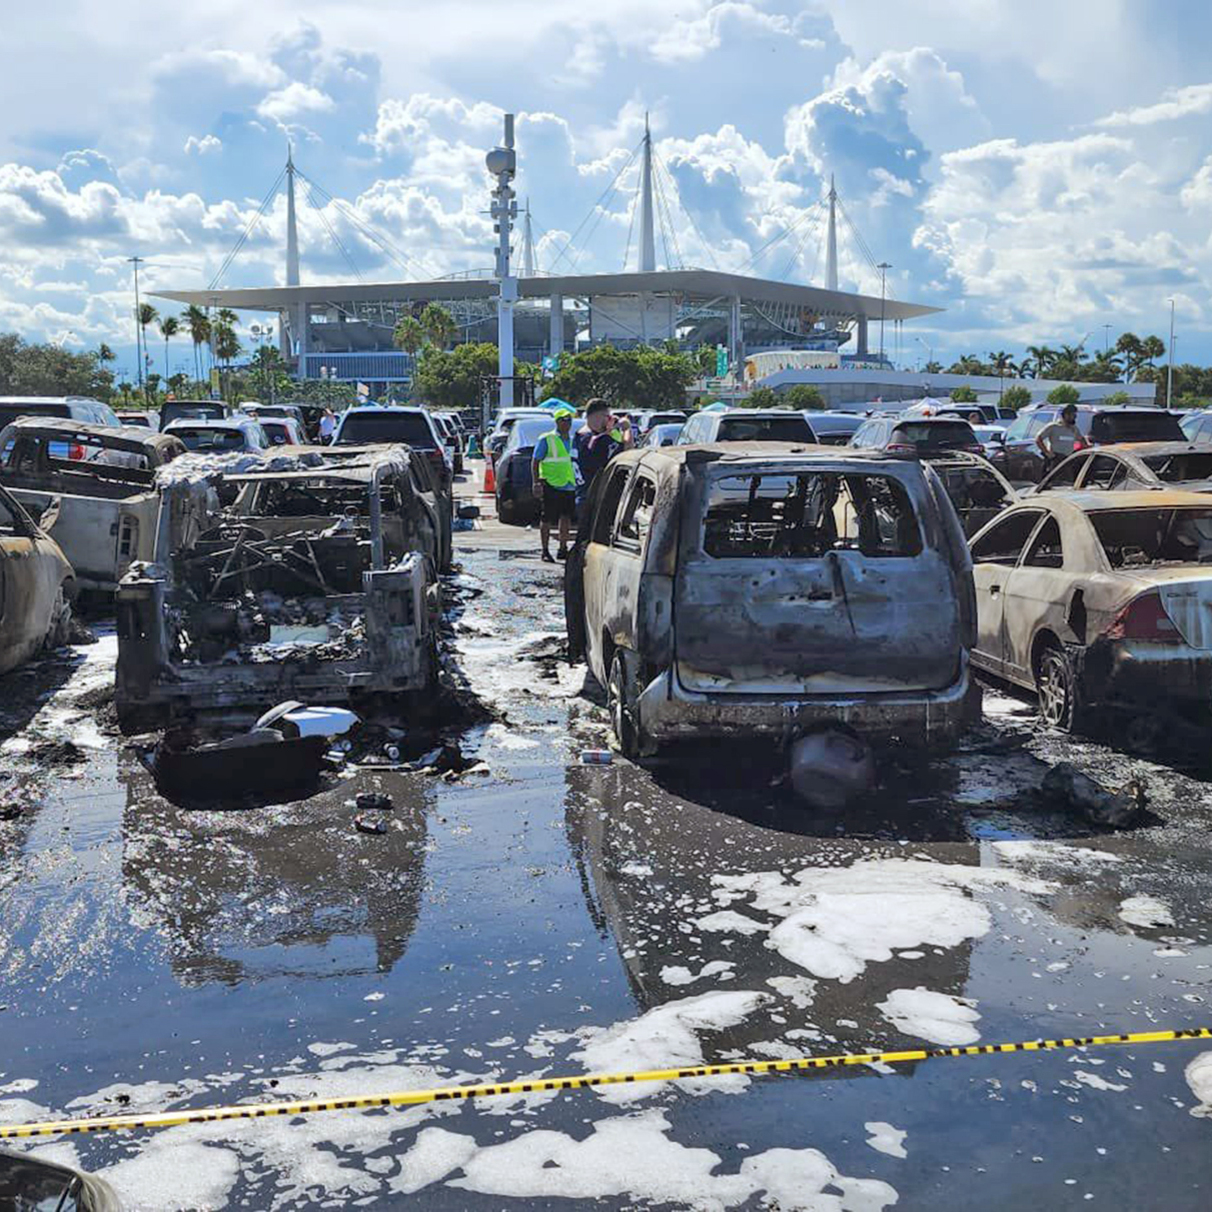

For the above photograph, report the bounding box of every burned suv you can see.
[566,444,977,757]
[115,447,441,732]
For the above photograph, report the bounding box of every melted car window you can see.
[1141,452,1212,482]
[703,472,921,559]
[1091,508,1212,566]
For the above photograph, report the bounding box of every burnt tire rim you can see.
[1038,649,1070,727]
[609,657,636,755]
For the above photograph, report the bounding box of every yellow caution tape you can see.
[1,1027,1208,1140]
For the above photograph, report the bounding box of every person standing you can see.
[1035,403,1082,472]
[319,408,336,444]
[532,407,577,563]
[573,398,632,517]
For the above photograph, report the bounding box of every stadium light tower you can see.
[487,114,518,411]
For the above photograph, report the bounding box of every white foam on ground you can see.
[1072,1070,1128,1092]
[713,858,1053,983]
[694,909,771,936]
[0,1078,38,1094]
[572,990,772,1104]
[394,1109,897,1210]
[1118,894,1175,929]
[865,1121,908,1159]
[992,840,1122,868]
[661,961,736,987]
[307,1041,356,1058]
[1185,1052,1212,1117]
[765,975,817,1009]
[878,987,981,1046]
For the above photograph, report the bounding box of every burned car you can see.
[0,480,74,675]
[115,448,441,732]
[923,450,1017,537]
[969,489,1212,730]
[0,418,185,592]
[565,444,977,757]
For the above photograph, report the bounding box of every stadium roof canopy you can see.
[154,268,941,323]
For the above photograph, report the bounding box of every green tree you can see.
[947,355,988,375]
[420,303,458,350]
[742,386,781,409]
[1141,335,1166,369]
[213,312,242,400]
[950,385,978,403]
[247,345,291,403]
[136,302,158,397]
[1000,384,1032,412]
[923,360,943,374]
[0,332,115,399]
[1046,383,1081,407]
[987,350,1017,386]
[183,305,211,385]
[539,344,696,410]
[393,315,425,359]
[1024,345,1057,378]
[781,384,826,410]
[1084,349,1123,383]
[413,342,535,411]
[96,342,115,366]
[1102,390,1131,406]
[158,315,180,382]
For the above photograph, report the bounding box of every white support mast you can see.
[637,114,656,272]
[284,146,302,364]
[519,198,537,278]
[487,114,518,411]
[824,173,838,292]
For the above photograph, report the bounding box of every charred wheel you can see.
[608,650,654,760]
[1036,642,1086,732]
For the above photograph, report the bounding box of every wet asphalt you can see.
[0,472,1210,1209]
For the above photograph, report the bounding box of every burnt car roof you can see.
[1030,489,1212,512]
[1096,441,1207,457]
[626,441,926,469]
[0,416,180,452]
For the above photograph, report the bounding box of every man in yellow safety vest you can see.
[531,406,577,563]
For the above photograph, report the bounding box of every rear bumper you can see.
[637,659,974,747]
[1082,638,1212,708]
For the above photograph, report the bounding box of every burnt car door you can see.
[969,508,1046,676]
[600,468,658,662]
[673,459,962,695]
[999,510,1070,684]
[578,463,632,682]
[1079,453,1130,491]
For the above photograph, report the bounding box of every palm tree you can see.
[1025,345,1057,378]
[1088,349,1124,383]
[159,315,180,382]
[183,305,210,386]
[1142,335,1166,368]
[420,303,457,350]
[987,350,1017,391]
[393,315,425,360]
[96,342,115,365]
[136,303,158,396]
[1056,343,1087,365]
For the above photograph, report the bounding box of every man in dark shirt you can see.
[573,398,632,516]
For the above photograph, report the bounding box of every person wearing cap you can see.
[532,407,577,562]
[1035,403,1083,472]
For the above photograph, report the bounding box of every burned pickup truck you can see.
[0,418,186,593]
[566,444,978,760]
[115,447,441,732]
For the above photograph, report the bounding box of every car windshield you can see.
[973,425,1004,441]
[175,427,248,452]
[1139,452,1212,482]
[507,418,552,450]
[716,415,817,443]
[1090,507,1212,566]
[1087,411,1184,442]
[702,471,922,558]
[892,421,975,446]
[336,412,435,447]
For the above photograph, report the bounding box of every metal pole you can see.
[1167,298,1175,410]
[1103,323,1111,354]
[488,113,518,412]
[877,262,891,361]
[127,256,144,397]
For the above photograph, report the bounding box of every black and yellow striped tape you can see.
[1,1027,1208,1140]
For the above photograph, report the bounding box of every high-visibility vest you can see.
[537,431,575,488]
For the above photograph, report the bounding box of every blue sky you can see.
[3,0,1211,380]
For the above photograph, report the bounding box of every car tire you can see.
[608,650,655,759]
[45,586,72,651]
[1036,643,1087,732]
[497,497,517,525]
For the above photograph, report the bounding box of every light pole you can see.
[126,255,145,397]
[1167,298,1175,410]
[877,262,892,362]
[1103,323,1112,354]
